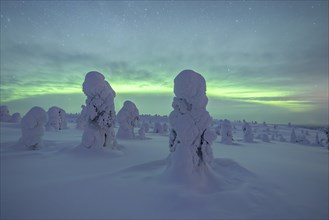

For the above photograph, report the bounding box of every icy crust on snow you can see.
[116,100,139,139]
[46,106,68,131]
[167,70,216,184]
[18,106,47,150]
[80,71,117,149]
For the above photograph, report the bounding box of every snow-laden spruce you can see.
[10,112,21,123]
[46,106,67,131]
[153,122,163,134]
[80,71,117,149]
[242,122,253,142]
[162,123,168,133]
[138,126,146,139]
[18,106,47,150]
[0,105,11,122]
[165,69,217,184]
[221,119,233,144]
[141,122,150,133]
[116,100,139,139]
[290,128,297,143]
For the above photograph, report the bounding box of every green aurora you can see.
[1,1,328,125]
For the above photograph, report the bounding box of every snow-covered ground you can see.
[1,122,328,219]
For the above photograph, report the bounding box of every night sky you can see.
[1,1,328,125]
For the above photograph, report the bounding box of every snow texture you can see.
[116,100,139,139]
[46,106,68,131]
[166,69,216,184]
[18,106,47,150]
[221,119,233,144]
[80,71,117,149]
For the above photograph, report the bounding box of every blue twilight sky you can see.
[0,1,328,125]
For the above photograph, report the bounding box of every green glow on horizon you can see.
[0,79,316,113]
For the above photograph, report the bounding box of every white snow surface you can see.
[1,122,328,219]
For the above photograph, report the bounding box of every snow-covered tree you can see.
[166,70,217,183]
[0,105,11,122]
[116,100,139,139]
[76,105,87,130]
[142,122,150,133]
[163,123,169,133]
[297,134,310,145]
[153,122,163,133]
[18,106,47,150]
[215,120,222,136]
[279,135,286,142]
[46,106,67,131]
[261,133,270,142]
[315,133,321,145]
[80,71,117,149]
[138,126,146,139]
[221,119,233,144]
[10,112,21,123]
[242,122,253,143]
[290,128,297,143]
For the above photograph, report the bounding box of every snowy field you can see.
[1,121,328,219]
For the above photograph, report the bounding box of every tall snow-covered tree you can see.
[116,100,139,139]
[18,106,47,150]
[80,71,117,149]
[166,70,217,183]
